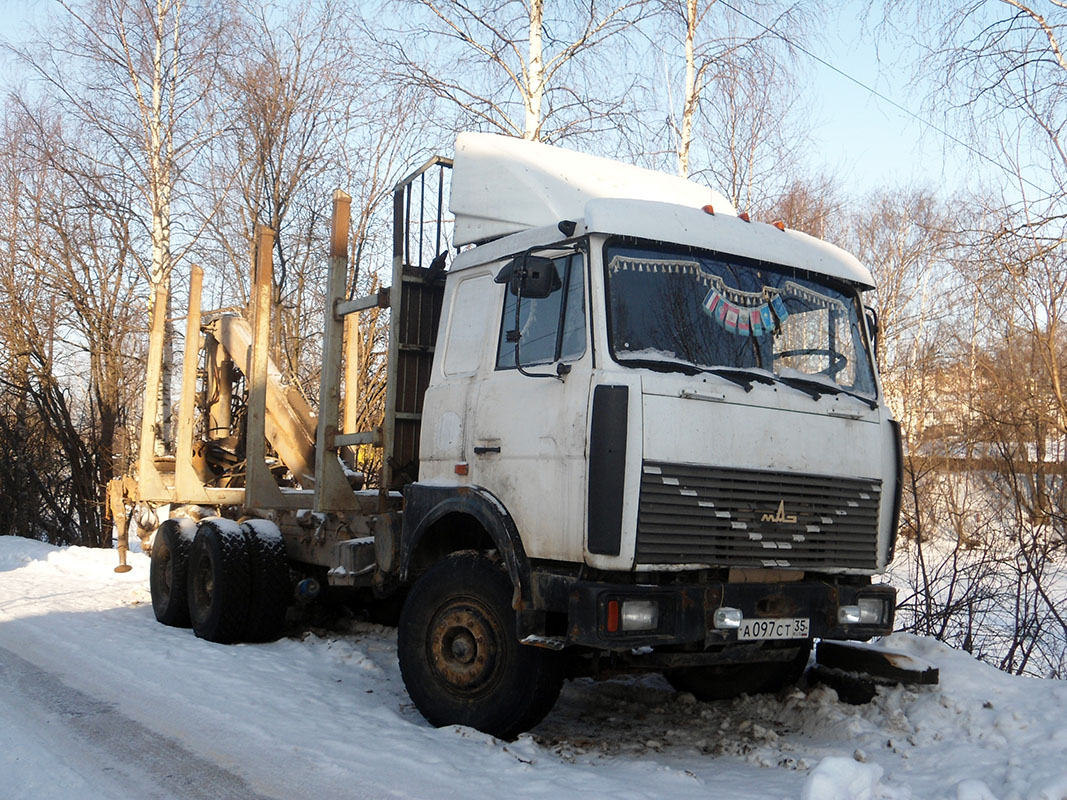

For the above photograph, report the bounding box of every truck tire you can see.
[150,519,193,627]
[240,521,290,642]
[666,642,812,701]
[397,552,563,740]
[187,519,251,644]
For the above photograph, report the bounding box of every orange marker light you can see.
[606,600,620,632]
[772,219,786,231]
[738,212,751,222]
[454,463,469,475]
[701,204,715,216]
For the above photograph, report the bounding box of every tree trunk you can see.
[678,0,699,178]
[524,0,545,140]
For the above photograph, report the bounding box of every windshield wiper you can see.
[773,374,827,401]
[775,374,878,409]
[618,359,771,390]
[617,357,701,376]
[619,357,877,409]
[702,367,777,392]
[833,386,879,410]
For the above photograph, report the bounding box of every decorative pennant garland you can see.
[608,255,846,339]
[700,281,788,337]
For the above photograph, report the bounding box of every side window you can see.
[559,255,586,361]
[496,254,586,369]
[443,274,494,376]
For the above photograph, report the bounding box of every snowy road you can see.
[2,536,1067,800]
[0,645,269,799]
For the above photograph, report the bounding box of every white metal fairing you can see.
[583,199,876,289]
[580,369,646,572]
[449,223,568,273]
[450,132,735,246]
[875,407,900,570]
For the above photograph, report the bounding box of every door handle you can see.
[473,446,501,455]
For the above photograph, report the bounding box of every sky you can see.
[0,0,42,35]
[801,3,978,198]
[0,0,979,200]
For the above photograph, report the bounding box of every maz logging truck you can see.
[112,133,920,740]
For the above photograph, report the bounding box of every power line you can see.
[719,0,1054,198]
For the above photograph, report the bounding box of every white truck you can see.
[116,133,908,739]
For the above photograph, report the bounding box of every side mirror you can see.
[495,254,561,299]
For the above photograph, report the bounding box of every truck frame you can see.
[112,134,914,739]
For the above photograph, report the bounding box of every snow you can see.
[2,535,1067,800]
[201,515,245,537]
[241,518,283,542]
[174,516,198,542]
[801,757,884,800]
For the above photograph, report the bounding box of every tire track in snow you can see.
[0,644,278,800]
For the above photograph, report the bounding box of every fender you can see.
[400,483,532,606]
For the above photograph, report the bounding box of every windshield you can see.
[604,240,877,397]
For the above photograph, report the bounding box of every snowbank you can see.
[1,535,1066,799]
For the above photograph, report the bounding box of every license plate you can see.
[737,617,810,640]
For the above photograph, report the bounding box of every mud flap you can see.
[810,640,939,704]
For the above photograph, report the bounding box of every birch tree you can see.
[656,0,812,195]
[387,0,646,143]
[203,0,426,403]
[12,0,232,449]
[881,1,1067,223]
[0,103,141,546]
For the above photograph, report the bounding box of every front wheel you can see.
[397,553,563,740]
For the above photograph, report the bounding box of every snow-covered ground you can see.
[2,536,1066,800]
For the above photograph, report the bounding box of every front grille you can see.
[636,462,880,570]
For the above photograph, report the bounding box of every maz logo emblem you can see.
[761,500,798,524]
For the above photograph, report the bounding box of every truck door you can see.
[470,252,591,564]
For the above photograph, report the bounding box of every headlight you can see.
[858,597,888,624]
[839,597,888,625]
[621,600,659,631]
[713,607,743,629]
[838,605,861,624]
[605,598,661,632]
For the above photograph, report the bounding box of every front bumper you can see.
[564,578,895,651]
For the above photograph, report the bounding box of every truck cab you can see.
[395,134,901,736]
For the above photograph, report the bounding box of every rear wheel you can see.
[187,519,251,644]
[240,521,291,642]
[666,642,812,701]
[397,553,563,739]
[150,519,194,627]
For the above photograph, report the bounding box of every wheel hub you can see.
[428,603,501,693]
[450,631,475,662]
